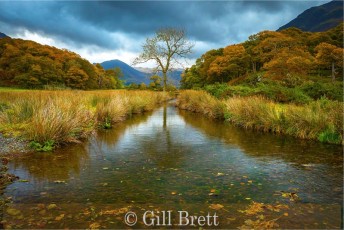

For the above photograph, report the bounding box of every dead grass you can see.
[177,90,343,144]
[176,90,224,119]
[0,90,170,147]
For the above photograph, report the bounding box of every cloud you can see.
[0,0,328,66]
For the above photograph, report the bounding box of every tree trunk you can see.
[163,105,167,129]
[331,62,335,81]
[252,62,256,73]
[98,76,102,88]
[163,71,167,91]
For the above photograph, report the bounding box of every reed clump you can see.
[177,90,343,144]
[176,90,224,119]
[0,90,170,149]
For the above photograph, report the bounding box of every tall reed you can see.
[0,90,170,147]
[177,90,343,144]
[176,90,224,119]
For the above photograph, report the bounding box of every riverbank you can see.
[0,90,171,215]
[0,90,171,152]
[176,90,343,144]
[0,134,29,154]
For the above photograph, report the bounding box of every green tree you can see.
[149,75,162,90]
[139,82,147,90]
[105,67,124,89]
[128,83,139,89]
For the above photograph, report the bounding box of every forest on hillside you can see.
[181,24,343,103]
[0,37,123,89]
[0,24,343,94]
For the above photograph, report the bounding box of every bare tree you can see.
[133,28,194,91]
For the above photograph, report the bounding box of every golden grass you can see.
[176,90,224,119]
[0,90,170,146]
[177,90,343,144]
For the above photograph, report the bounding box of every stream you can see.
[2,102,343,228]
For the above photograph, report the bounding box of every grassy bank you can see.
[176,90,343,144]
[201,75,343,104]
[0,90,170,151]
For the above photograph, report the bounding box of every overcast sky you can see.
[0,1,329,67]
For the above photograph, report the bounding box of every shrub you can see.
[29,140,55,152]
[300,81,343,101]
[280,74,304,88]
[203,82,312,104]
[318,126,342,144]
[255,83,312,104]
[204,83,231,98]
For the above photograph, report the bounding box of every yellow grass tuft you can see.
[177,90,343,144]
[0,90,170,147]
[176,90,224,119]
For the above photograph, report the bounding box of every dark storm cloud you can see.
[0,0,327,58]
[0,1,117,49]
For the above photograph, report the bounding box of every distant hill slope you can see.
[0,32,9,38]
[100,59,182,86]
[278,0,343,32]
[100,59,150,85]
[161,69,183,86]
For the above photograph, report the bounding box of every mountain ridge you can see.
[99,59,182,86]
[0,32,9,38]
[278,0,343,32]
[99,59,150,85]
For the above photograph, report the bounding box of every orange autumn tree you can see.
[263,47,314,79]
[181,23,343,89]
[252,31,297,64]
[199,49,223,81]
[0,37,119,89]
[207,44,249,82]
[181,48,223,87]
[315,42,343,81]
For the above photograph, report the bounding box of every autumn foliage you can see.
[0,37,122,89]
[181,24,343,88]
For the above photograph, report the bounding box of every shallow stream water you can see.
[3,102,343,228]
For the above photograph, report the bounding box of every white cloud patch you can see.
[8,29,158,67]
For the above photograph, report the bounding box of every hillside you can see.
[100,59,150,85]
[278,0,343,32]
[0,37,121,89]
[100,59,182,86]
[181,24,343,103]
[0,32,8,38]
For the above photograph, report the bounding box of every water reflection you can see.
[94,110,153,147]
[177,109,342,167]
[10,144,89,182]
[4,103,343,229]
[176,108,343,205]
